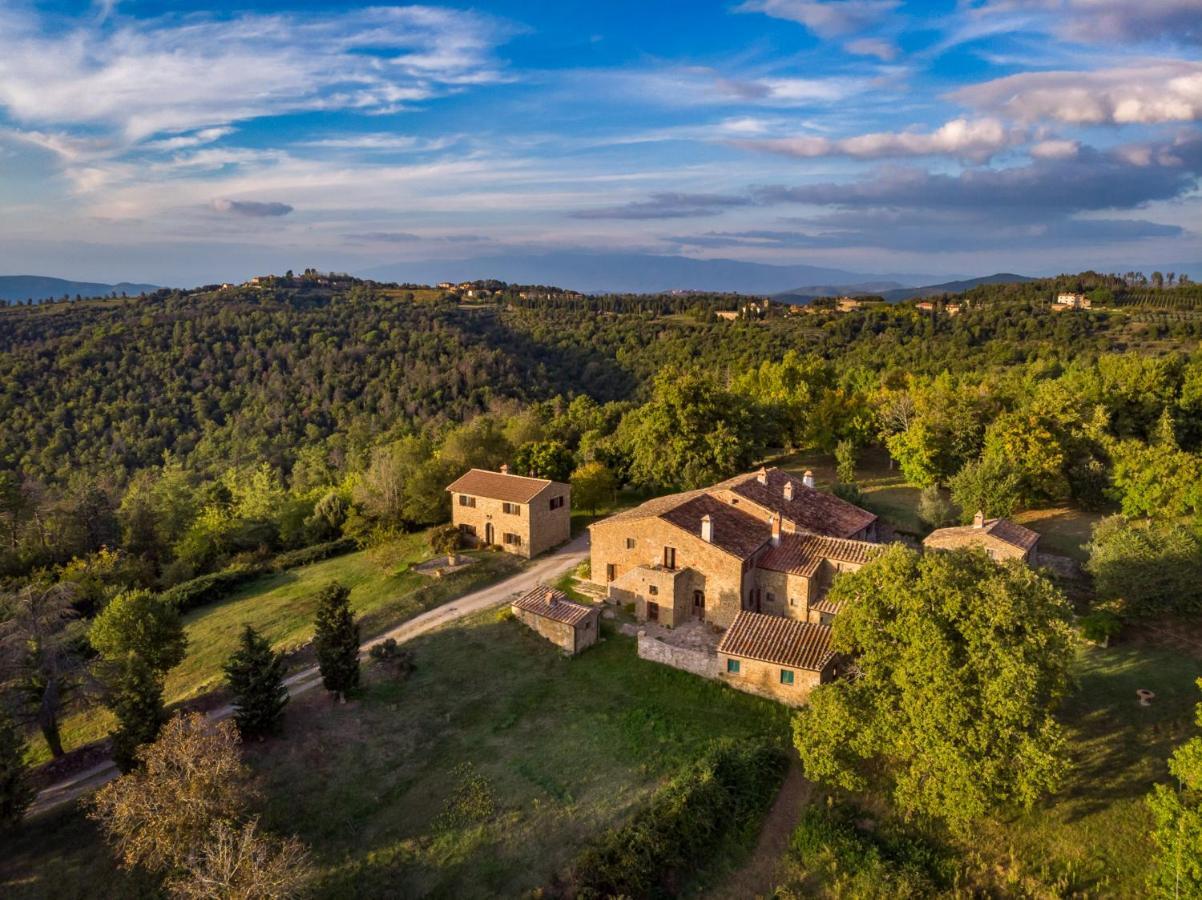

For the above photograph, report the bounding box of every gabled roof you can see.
[512,585,595,626]
[757,533,883,578]
[719,468,877,539]
[717,611,834,671]
[592,488,707,523]
[924,517,1039,552]
[659,494,770,561]
[446,468,564,504]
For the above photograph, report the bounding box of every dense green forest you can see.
[3,271,1202,589]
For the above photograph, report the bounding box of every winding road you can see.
[30,533,591,817]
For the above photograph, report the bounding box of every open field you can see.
[2,615,790,899]
[28,533,522,764]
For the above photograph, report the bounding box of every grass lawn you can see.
[2,615,790,899]
[1014,506,1105,562]
[29,533,522,765]
[972,640,1198,895]
[776,447,926,535]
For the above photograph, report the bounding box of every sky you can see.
[0,0,1200,285]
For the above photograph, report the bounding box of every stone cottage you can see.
[511,585,599,655]
[717,610,838,705]
[446,466,570,558]
[923,511,1039,563]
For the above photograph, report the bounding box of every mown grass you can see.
[29,532,521,764]
[3,615,790,899]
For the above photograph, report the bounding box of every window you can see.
[647,601,659,621]
[502,502,521,515]
[459,523,477,537]
[606,564,616,582]
[648,585,658,596]
[779,669,795,685]
[766,592,775,604]
[503,532,522,546]
[458,494,476,508]
[549,496,565,510]
[625,538,636,550]
[726,659,741,674]
[663,546,676,570]
[789,596,797,607]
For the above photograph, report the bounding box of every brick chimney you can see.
[783,480,794,501]
[802,470,815,489]
[973,510,985,528]
[756,466,768,486]
[500,463,509,475]
[700,514,713,543]
[770,514,781,546]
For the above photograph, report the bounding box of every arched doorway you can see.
[484,522,495,546]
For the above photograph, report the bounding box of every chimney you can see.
[770,514,781,546]
[973,510,985,528]
[756,466,768,486]
[802,470,815,489]
[783,480,794,501]
[500,463,509,475]
[700,514,713,543]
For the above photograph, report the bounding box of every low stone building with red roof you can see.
[717,611,838,705]
[590,466,880,631]
[922,511,1039,564]
[446,466,570,558]
[511,584,599,655]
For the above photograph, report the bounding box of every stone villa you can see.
[589,466,882,704]
[923,511,1040,563]
[446,466,570,558]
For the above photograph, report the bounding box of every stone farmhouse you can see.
[923,511,1039,563]
[511,585,599,655]
[590,466,882,704]
[1055,291,1091,309]
[446,466,570,558]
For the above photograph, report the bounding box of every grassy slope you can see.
[2,615,789,899]
[32,533,521,764]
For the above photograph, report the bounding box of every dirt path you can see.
[29,534,590,817]
[706,760,812,900]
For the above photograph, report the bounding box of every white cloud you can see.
[968,1,1202,46]
[950,62,1202,124]
[143,128,235,152]
[736,0,901,37]
[844,37,898,60]
[1030,139,1079,159]
[0,6,515,143]
[733,117,1023,161]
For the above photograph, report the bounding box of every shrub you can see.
[1080,608,1124,646]
[562,741,788,898]
[269,538,356,572]
[436,763,496,831]
[159,565,265,614]
[367,638,415,677]
[917,485,956,528]
[833,481,865,506]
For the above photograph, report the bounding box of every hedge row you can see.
[562,741,788,899]
[159,538,358,614]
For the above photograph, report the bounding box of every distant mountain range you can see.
[361,252,941,296]
[0,275,160,303]
[774,272,1035,304]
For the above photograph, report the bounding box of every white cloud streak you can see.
[733,117,1024,162]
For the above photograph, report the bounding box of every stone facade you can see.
[923,512,1039,564]
[447,468,570,559]
[717,652,835,706]
[511,585,599,655]
[637,630,720,678]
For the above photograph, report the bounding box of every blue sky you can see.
[0,0,1199,285]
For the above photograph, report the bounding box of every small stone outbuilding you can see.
[511,585,600,655]
[716,610,837,706]
[923,511,1039,563]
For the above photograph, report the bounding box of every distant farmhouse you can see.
[1054,292,1091,310]
[446,466,570,558]
[590,466,880,703]
[923,511,1039,563]
[511,585,599,655]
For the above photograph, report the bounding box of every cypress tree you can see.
[0,709,34,832]
[313,583,359,701]
[109,658,166,773]
[224,625,289,737]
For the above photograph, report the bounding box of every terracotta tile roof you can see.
[723,468,877,539]
[592,488,709,524]
[659,494,771,560]
[923,517,1040,552]
[757,533,884,577]
[809,596,844,615]
[718,611,835,671]
[512,585,595,627]
[446,468,564,504]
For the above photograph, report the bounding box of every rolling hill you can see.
[0,275,160,303]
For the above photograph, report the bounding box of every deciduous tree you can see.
[1147,679,1202,897]
[571,461,617,515]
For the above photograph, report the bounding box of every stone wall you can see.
[636,630,720,679]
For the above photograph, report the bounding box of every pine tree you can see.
[110,658,167,773]
[313,584,359,701]
[0,709,34,832]
[224,626,289,738]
